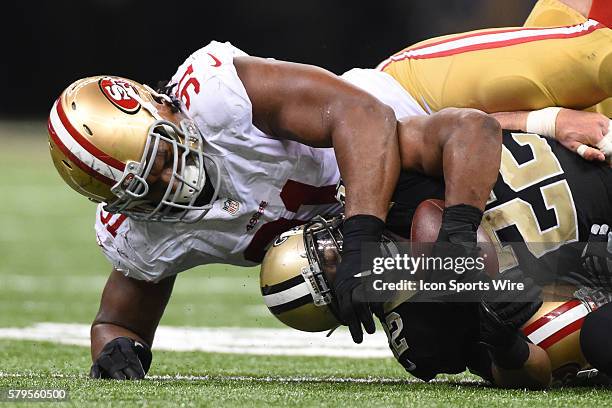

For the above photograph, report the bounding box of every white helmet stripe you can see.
[50,100,123,183]
[263,282,311,308]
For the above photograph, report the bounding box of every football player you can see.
[51,41,514,379]
[49,6,612,379]
[523,0,612,119]
[261,119,612,388]
[379,0,612,129]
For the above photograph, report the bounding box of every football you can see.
[410,198,500,278]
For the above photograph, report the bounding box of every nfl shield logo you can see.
[222,199,240,215]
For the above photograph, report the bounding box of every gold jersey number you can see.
[483,133,578,272]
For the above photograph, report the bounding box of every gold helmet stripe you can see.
[261,275,306,296]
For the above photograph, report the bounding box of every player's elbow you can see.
[336,97,398,145]
[361,98,396,128]
[449,108,501,144]
[437,108,502,165]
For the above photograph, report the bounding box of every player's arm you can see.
[90,268,176,380]
[397,107,501,211]
[397,108,501,250]
[491,343,552,389]
[491,109,609,161]
[234,56,399,221]
[235,56,400,343]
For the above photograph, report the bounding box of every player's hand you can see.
[478,301,519,349]
[478,301,531,370]
[90,337,152,380]
[333,269,375,344]
[333,215,385,343]
[484,268,542,328]
[582,224,612,291]
[555,109,609,162]
[435,204,483,246]
[432,204,485,298]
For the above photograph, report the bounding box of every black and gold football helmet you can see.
[259,216,343,332]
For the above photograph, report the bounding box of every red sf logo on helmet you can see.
[99,77,141,114]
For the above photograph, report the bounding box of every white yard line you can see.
[0,372,483,385]
[0,323,392,358]
[1,275,255,294]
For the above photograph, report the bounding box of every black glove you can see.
[434,204,483,274]
[90,337,152,380]
[485,268,543,328]
[334,214,384,343]
[582,224,612,291]
[436,204,483,247]
[429,204,485,300]
[479,301,530,369]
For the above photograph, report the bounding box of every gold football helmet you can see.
[47,75,219,223]
[260,215,400,332]
[260,216,343,332]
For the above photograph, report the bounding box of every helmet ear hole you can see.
[71,102,77,111]
[61,160,73,171]
[82,124,93,136]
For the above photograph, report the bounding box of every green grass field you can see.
[1,122,612,407]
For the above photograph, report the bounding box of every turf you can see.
[2,122,612,407]
[1,341,611,408]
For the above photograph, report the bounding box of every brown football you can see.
[410,199,499,278]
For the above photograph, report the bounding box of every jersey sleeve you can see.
[94,204,219,282]
[169,41,255,144]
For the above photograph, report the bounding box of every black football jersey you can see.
[484,130,612,282]
[380,301,491,382]
[380,130,612,381]
[387,129,612,282]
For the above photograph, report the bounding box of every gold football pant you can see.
[380,12,612,115]
[525,0,612,117]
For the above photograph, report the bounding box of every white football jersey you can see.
[95,41,427,282]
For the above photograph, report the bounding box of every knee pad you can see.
[580,302,612,376]
[524,0,587,28]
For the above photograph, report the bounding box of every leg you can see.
[380,21,612,113]
[580,302,612,376]
[525,0,612,118]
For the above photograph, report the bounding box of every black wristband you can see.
[337,215,385,283]
[341,215,386,253]
[133,340,152,374]
[437,204,484,243]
